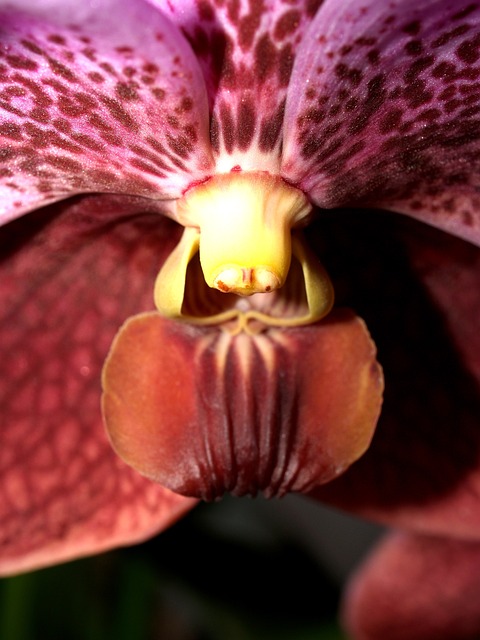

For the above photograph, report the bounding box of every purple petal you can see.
[344,532,480,640]
[0,0,213,225]
[282,0,480,245]
[0,194,194,574]
[156,0,322,172]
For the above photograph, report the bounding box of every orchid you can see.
[1,0,480,637]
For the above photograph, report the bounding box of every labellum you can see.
[102,169,384,500]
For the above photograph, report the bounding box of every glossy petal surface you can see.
[344,532,480,640]
[0,0,213,224]
[157,0,322,172]
[0,194,194,574]
[282,0,480,244]
[102,309,383,500]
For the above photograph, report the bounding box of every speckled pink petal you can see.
[282,0,480,245]
[344,532,480,640]
[0,194,195,575]
[309,217,480,540]
[156,0,322,172]
[0,0,213,225]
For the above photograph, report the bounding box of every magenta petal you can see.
[0,0,213,225]
[0,195,194,574]
[156,0,320,171]
[282,0,480,245]
[344,532,480,640]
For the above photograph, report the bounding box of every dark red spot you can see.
[402,20,421,35]
[101,96,139,132]
[151,87,166,100]
[129,158,166,178]
[452,4,478,20]
[6,55,38,71]
[306,0,322,17]
[432,61,457,81]
[367,49,380,65]
[74,92,98,110]
[197,0,215,20]
[41,77,69,95]
[432,24,471,48]
[176,96,194,113]
[52,117,72,133]
[379,108,403,134]
[274,10,301,41]
[115,82,139,101]
[258,99,285,152]
[167,115,180,128]
[278,44,294,87]
[211,29,236,89]
[44,154,83,172]
[82,48,97,62]
[48,57,77,81]
[416,107,442,122]
[99,62,117,76]
[21,40,44,55]
[405,40,423,55]
[404,55,435,82]
[355,37,377,47]
[210,115,220,153]
[0,122,23,140]
[167,133,192,158]
[238,2,264,51]
[129,144,171,171]
[123,66,136,78]
[456,37,480,64]
[71,133,104,152]
[57,96,84,117]
[334,63,363,85]
[142,62,159,74]
[237,99,255,150]
[227,0,241,24]
[88,113,113,132]
[48,34,67,45]
[29,107,51,124]
[115,46,133,54]
[439,85,457,100]
[254,34,277,83]
[219,102,235,153]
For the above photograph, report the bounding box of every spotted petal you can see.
[0,194,195,574]
[156,0,322,172]
[282,0,480,245]
[0,0,213,225]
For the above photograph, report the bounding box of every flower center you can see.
[154,171,334,332]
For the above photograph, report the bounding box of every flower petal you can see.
[0,195,194,574]
[102,309,383,501]
[308,212,480,539]
[0,0,213,225]
[156,0,321,172]
[282,0,480,245]
[343,531,480,640]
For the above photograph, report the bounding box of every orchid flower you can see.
[1,0,480,637]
